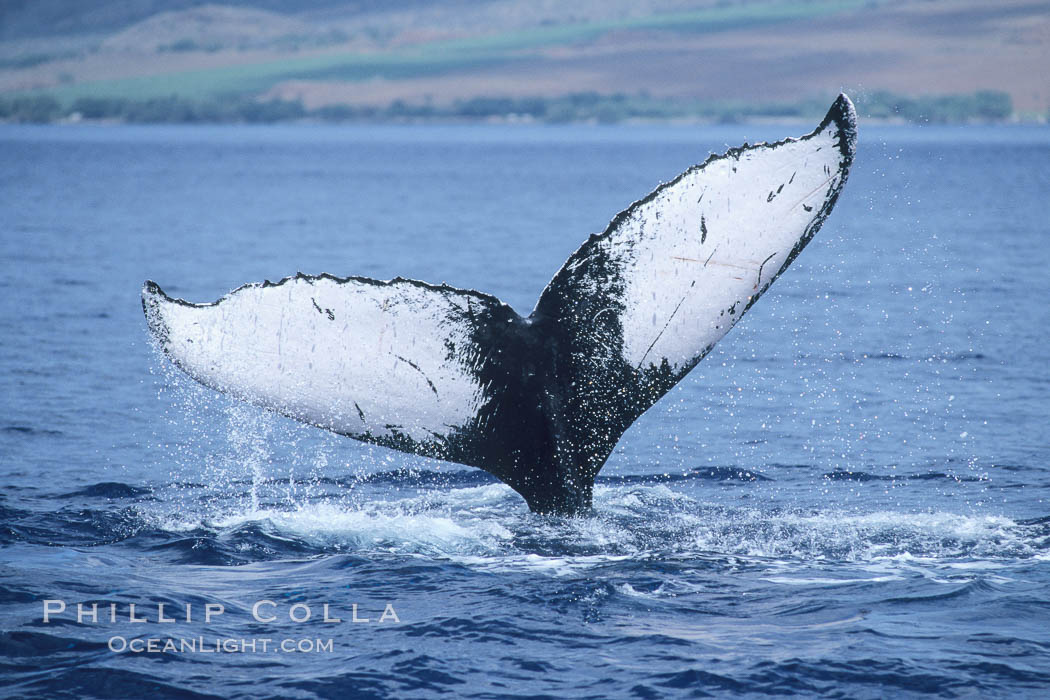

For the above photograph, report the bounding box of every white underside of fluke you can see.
[611,125,846,372]
[144,276,493,445]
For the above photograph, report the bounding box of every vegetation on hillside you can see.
[1,2,1043,125]
[0,89,1019,125]
[21,0,870,107]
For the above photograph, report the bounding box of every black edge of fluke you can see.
[141,280,170,348]
[141,95,859,517]
[822,93,858,164]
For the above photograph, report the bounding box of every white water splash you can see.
[145,480,1040,578]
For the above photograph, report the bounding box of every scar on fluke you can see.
[394,354,439,397]
[311,298,335,321]
[755,253,777,290]
[636,279,696,370]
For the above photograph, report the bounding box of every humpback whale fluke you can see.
[143,94,857,515]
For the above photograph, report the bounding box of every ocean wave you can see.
[118,484,1050,573]
[3,477,1046,575]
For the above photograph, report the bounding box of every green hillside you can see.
[0,0,1044,123]
[33,0,865,105]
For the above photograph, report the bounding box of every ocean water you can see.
[1,121,1048,698]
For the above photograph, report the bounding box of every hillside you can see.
[1,0,1047,122]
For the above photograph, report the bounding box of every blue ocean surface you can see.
[1,121,1048,698]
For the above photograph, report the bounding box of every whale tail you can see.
[144,94,857,514]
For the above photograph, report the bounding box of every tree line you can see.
[0,89,1021,125]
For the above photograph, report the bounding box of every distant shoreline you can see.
[6,116,1045,129]
[2,89,1042,126]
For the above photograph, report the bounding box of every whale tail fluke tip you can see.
[832,93,856,122]
[820,93,858,160]
[141,281,171,347]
